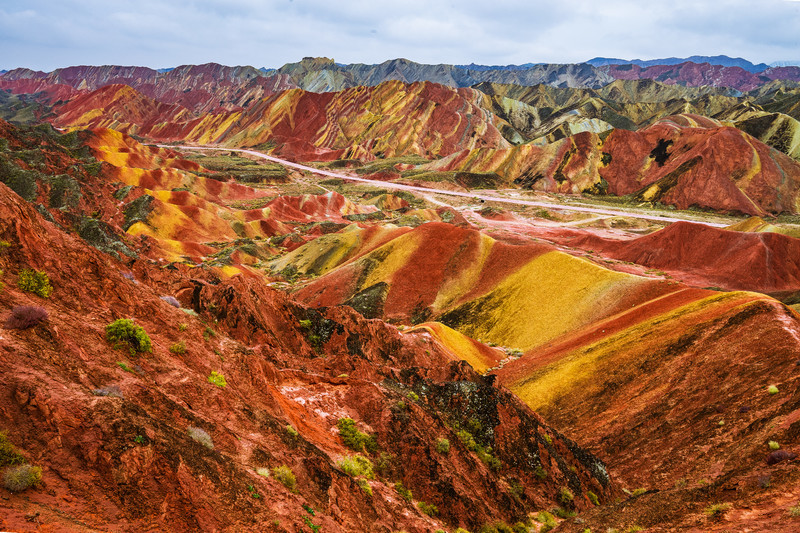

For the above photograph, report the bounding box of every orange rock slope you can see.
[0,121,616,532]
[51,80,512,162]
[425,114,800,215]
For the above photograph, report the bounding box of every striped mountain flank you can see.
[293,222,710,357]
[408,322,505,374]
[87,129,384,266]
[492,291,800,492]
[51,81,513,161]
[420,114,800,215]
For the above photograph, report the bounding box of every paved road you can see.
[164,145,730,228]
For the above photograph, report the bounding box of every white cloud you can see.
[0,0,798,70]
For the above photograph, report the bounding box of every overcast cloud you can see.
[0,0,798,71]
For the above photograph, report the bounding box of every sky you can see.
[1,0,799,71]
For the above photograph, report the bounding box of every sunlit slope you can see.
[53,81,514,161]
[408,322,505,374]
[87,129,379,263]
[494,290,800,486]
[295,222,684,352]
[423,115,800,215]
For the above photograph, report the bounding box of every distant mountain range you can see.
[586,55,772,72]
[4,56,800,94]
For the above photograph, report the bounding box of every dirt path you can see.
[165,145,730,228]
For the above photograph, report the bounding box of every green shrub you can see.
[552,507,576,519]
[116,361,135,373]
[407,391,419,402]
[17,269,53,297]
[337,418,377,453]
[559,486,574,504]
[536,510,557,532]
[631,488,647,497]
[587,490,600,505]
[178,323,188,332]
[169,341,187,354]
[187,426,213,449]
[106,319,152,354]
[357,478,372,496]
[435,437,450,454]
[3,464,42,492]
[272,465,296,490]
[338,455,374,479]
[768,385,779,395]
[457,429,477,451]
[769,441,781,450]
[207,371,227,388]
[534,465,547,479]
[704,503,731,518]
[395,481,412,501]
[247,484,261,499]
[0,431,25,466]
[418,501,438,517]
[285,424,299,438]
[256,467,270,478]
[789,503,800,517]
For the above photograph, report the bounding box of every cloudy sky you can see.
[1,0,799,71]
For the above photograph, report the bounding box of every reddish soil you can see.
[0,121,615,531]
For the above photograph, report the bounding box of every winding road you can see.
[163,145,731,228]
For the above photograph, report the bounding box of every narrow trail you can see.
[164,144,730,228]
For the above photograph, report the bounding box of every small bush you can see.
[551,507,576,519]
[395,481,412,501]
[418,501,438,517]
[587,490,600,505]
[631,487,647,497]
[337,418,377,453]
[789,503,800,517]
[207,371,227,388]
[768,385,779,395]
[169,341,187,354]
[534,465,547,479]
[187,426,214,449]
[4,305,47,329]
[256,467,270,478]
[704,503,732,518]
[3,464,42,492]
[285,424,299,438]
[0,431,25,466]
[536,510,557,532]
[357,478,372,496]
[17,269,53,298]
[457,429,477,451]
[769,441,781,450]
[338,455,374,479]
[116,361,135,373]
[407,391,419,402]
[178,323,188,332]
[272,465,296,490]
[106,319,152,354]
[558,486,574,504]
[435,437,450,454]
